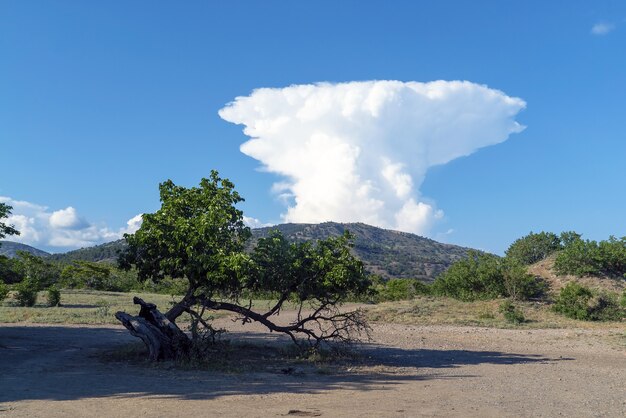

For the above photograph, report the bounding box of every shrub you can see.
[553,282,623,321]
[432,251,505,301]
[15,280,38,307]
[620,290,626,308]
[501,259,547,301]
[554,234,626,278]
[0,255,24,284]
[47,286,61,307]
[505,231,562,265]
[369,277,430,302]
[382,278,416,301]
[0,282,8,301]
[433,252,544,302]
[499,300,525,324]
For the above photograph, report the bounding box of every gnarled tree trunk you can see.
[115,297,190,361]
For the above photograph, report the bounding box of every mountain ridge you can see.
[0,241,51,258]
[2,222,473,282]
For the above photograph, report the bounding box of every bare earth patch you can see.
[1,314,625,417]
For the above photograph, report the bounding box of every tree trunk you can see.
[115,297,190,361]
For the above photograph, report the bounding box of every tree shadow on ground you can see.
[0,325,564,403]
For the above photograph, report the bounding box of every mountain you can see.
[48,239,127,263]
[0,241,51,258]
[13,222,473,282]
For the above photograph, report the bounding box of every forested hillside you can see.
[0,241,50,258]
[6,222,472,282]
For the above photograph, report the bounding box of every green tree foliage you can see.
[554,234,626,278]
[60,261,137,292]
[16,251,60,290]
[118,172,371,356]
[369,276,431,302]
[505,231,562,265]
[0,203,20,242]
[552,282,624,321]
[432,252,505,301]
[120,171,251,293]
[432,251,545,301]
[0,255,24,284]
[502,258,548,301]
[248,230,370,311]
[0,282,8,301]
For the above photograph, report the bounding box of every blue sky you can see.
[1,1,625,254]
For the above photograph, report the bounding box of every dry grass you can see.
[0,289,307,325]
[528,254,626,294]
[365,296,623,329]
[0,289,182,324]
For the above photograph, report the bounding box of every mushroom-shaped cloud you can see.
[219,80,525,236]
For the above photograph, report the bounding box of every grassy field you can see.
[1,290,623,330]
[0,290,181,324]
[0,290,311,325]
[365,295,625,329]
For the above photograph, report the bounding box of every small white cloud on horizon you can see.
[220,80,526,237]
[591,22,616,35]
[243,215,274,229]
[0,196,141,251]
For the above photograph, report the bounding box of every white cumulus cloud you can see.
[243,216,274,229]
[0,196,142,251]
[49,207,89,230]
[219,80,526,236]
[591,22,615,35]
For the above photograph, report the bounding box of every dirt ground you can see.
[1,315,625,417]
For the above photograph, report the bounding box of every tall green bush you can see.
[502,259,547,300]
[15,280,38,307]
[47,286,61,307]
[505,231,562,265]
[0,282,8,301]
[433,252,545,301]
[554,235,626,278]
[432,252,505,301]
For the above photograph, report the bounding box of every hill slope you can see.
[48,239,126,263]
[42,222,473,282]
[528,254,626,294]
[0,241,50,258]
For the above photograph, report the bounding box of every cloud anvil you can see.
[219,80,526,235]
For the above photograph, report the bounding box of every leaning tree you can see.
[116,171,371,360]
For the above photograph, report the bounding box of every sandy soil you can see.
[1,316,625,417]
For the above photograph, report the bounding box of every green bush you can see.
[47,286,61,307]
[620,290,626,308]
[499,300,525,324]
[0,282,8,301]
[432,252,545,302]
[15,280,38,307]
[553,282,623,321]
[554,234,626,278]
[502,259,547,301]
[0,255,24,284]
[386,278,416,301]
[554,239,602,277]
[505,231,562,265]
[369,277,430,302]
[432,251,505,301]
